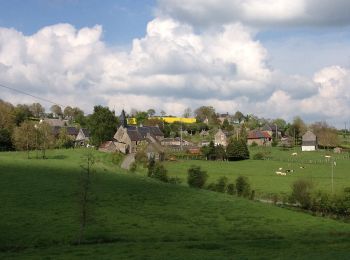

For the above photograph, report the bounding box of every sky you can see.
[0,0,350,128]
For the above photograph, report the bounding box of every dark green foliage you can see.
[271,138,278,147]
[148,159,168,182]
[88,106,118,147]
[0,128,13,151]
[215,144,226,160]
[187,165,208,188]
[201,141,216,160]
[226,138,249,161]
[290,179,313,209]
[227,183,236,195]
[135,111,148,125]
[167,176,182,184]
[235,176,251,197]
[215,176,228,193]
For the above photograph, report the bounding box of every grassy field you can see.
[161,147,350,198]
[2,149,350,259]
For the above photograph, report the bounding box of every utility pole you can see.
[331,158,335,194]
[180,122,183,151]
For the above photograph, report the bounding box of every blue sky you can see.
[0,0,350,127]
[0,0,155,45]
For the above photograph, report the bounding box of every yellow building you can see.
[127,117,196,125]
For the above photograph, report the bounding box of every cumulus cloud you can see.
[0,16,350,126]
[157,0,350,27]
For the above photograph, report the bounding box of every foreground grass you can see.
[163,147,350,197]
[1,149,350,259]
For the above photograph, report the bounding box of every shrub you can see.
[187,166,208,188]
[151,163,168,182]
[215,176,228,193]
[253,152,265,160]
[206,182,217,191]
[135,150,148,167]
[290,179,313,209]
[235,176,251,197]
[227,183,236,195]
[168,176,182,185]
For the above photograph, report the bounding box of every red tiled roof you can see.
[247,130,271,139]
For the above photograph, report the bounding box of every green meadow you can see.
[163,147,350,197]
[1,149,350,259]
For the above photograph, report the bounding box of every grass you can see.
[1,149,350,259]
[161,146,350,198]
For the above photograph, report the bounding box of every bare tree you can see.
[13,121,36,158]
[30,103,45,118]
[77,152,95,244]
[50,105,63,118]
[183,107,192,118]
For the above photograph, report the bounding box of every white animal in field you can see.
[275,171,287,176]
[325,155,331,158]
[278,167,283,170]
[292,152,298,156]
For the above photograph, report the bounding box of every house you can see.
[75,128,90,146]
[113,125,164,154]
[99,141,117,153]
[247,130,272,146]
[199,130,209,137]
[214,129,231,147]
[217,113,229,125]
[145,140,165,161]
[52,126,79,139]
[44,118,68,127]
[161,137,191,147]
[302,131,318,151]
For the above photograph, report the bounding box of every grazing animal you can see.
[292,152,298,156]
[300,166,305,169]
[278,167,283,171]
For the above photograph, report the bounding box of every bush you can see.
[235,176,251,197]
[227,183,236,195]
[187,166,208,188]
[135,150,148,167]
[290,179,313,209]
[215,176,228,193]
[147,157,168,182]
[253,152,265,160]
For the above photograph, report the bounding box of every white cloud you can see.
[157,0,350,27]
[0,17,350,126]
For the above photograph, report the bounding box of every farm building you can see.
[99,141,117,153]
[247,130,272,146]
[302,131,318,151]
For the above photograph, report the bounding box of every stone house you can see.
[214,129,231,147]
[247,130,272,146]
[302,131,318,151]
[75,128,90,146]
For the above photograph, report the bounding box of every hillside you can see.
[1,149,350,259]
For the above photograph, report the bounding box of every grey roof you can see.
[52,126,79,136]
[127,126,164,139]
[81,128,90,138]
[127,130,143,141]
[302,131,317,142]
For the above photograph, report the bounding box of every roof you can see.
[52,126,79,136]
[247,130,271,139]
[81,128,90,138]
[126,125,164,139]
[302,131,317,142]
[127,130,143,141]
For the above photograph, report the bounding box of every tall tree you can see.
[233,111,245,123]
[13,121,36,158]
[194,106,216,124]
[287,116,307,145]
[147,108,156,117]
[64,106,74,120]
[88,106,118,146]
[226,138,249,161]
[14,104,33,126]
[183,107,192,118]
[0,100,15,131]
[50,105,63,118]
[30,103,45,118]
[311,121,339,148]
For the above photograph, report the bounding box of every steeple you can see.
[119,109,128,128]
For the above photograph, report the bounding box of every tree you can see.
[201,141,216,160]
[0,100,15,131]
[0,128,13,151]
[77,151,95,244]
[290,179,313,209]
[88,106,118,147]
[56,127,74,148]
[235,176,251,197]
[183,107,192,118]
[194,106,216,124]
[36,121,54,158]
[64,106,74,120]
[215,144,226,160]
[13,121,36,158]
[187,165,208,188]
[311,121,339,148]
[14,104,33,126]
[50,105,63,118]
[226,138,249,161]
[272,118,287,134]
[160,110,166,117]
[147,108,156,117]
[287,116,306,145]
[233,111,245,123]
[30,103,45,118]
[135,111,148,125]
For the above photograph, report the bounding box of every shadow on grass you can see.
[49,155,68,160]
